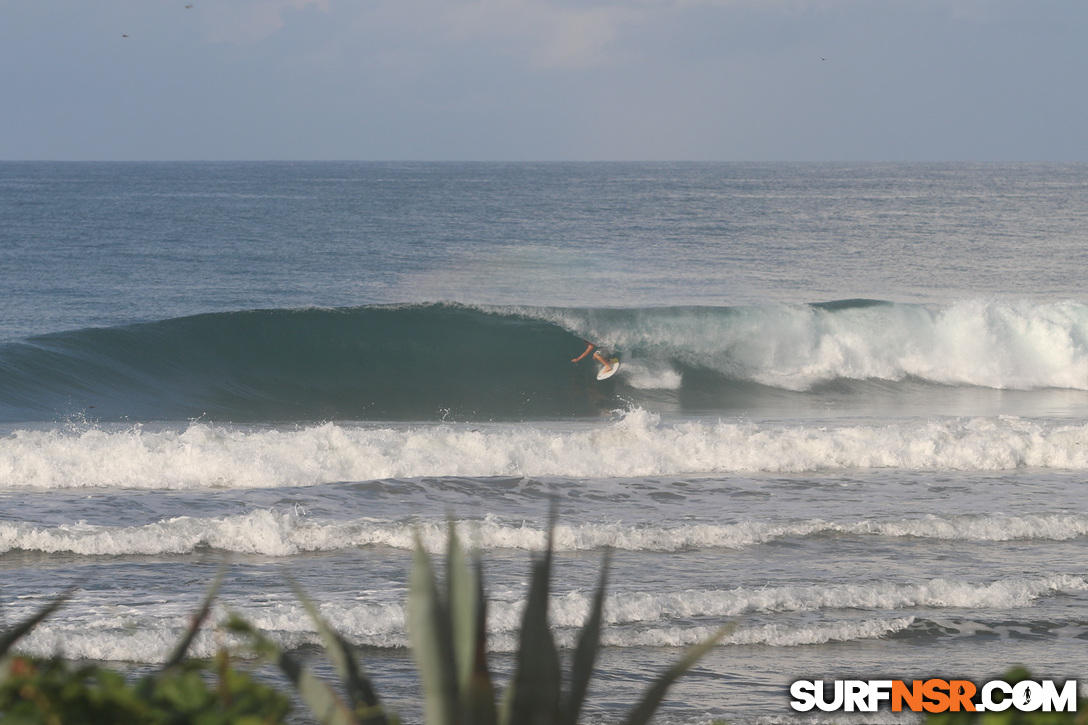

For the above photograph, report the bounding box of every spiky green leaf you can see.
[226,614,357,725]
[623,623,736,725]
[408,531,459,725]
[464,555,497,725]
[0,587,73,659]
[563,550,610,725]
[447,518,478,695]
[291,580,387,724]
[507,519,561,725]
[160,565,226,672]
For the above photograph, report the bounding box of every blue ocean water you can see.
[3,162,1088,723]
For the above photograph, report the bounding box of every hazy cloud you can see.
[445,0,643,69]
[1,0,1084,160]
[201,0,329,44]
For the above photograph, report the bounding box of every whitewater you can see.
[9,412,1088,491]
[3,161,1088,723]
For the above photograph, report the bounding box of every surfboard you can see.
[597,358,620,380]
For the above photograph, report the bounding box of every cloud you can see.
[444,0,643,69]
[201,0,329,44]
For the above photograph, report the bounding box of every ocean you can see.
[2,161,1088,723]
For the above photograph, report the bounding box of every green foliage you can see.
[408,515,735,725]
[0,653,290,725]
[0,580,292,725]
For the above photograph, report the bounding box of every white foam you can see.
[564,575,1088,624]
[527,299,1088,391]
[5,512,1088,557]
[8,411,1088,491]
[619,360,684,390]
[489,617,917,651]
[600,618,917,649]
[14,569,1080,663]
[857,513,1088,541]
[11,609,914,662]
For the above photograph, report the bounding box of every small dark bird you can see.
[122,34,129,37]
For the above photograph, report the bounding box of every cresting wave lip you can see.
[4,299,1088,423]
[5,512,1088,557]
[8,413,1088,490]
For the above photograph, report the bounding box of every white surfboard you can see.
[596,359,620,380]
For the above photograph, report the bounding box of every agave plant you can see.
[408,516,734,725]
[1,515,732,725]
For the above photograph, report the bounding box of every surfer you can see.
[572,341,615,374]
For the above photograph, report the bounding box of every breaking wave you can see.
[6,511,1088,557]
[4,299,1088,422]
[13,572,1085,663]
[8,411,1088,490]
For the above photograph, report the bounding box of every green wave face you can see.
[0,304,602,423]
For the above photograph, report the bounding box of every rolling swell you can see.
[0,305,603,422]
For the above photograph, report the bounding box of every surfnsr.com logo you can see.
[790,679,1078,713]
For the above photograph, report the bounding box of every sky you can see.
[1,0,1085,162]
